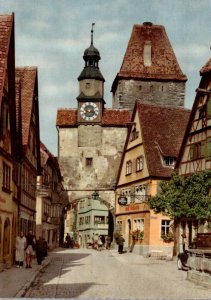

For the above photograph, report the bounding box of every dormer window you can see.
[130,126,139,141]
[143,41,152,67]
[163,156,176,167]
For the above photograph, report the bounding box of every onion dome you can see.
[78,23,105,82]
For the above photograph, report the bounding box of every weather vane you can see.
[91,23,95,45]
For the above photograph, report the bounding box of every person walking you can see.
[15,232,26,268]
[106,236,111,249]
[25,229,36,268]
[118,234,125,254]
[36,236,44,265]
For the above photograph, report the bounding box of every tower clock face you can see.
[80,102,99,121]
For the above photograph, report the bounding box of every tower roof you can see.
[111,22,187,90]
[78,23,105,82]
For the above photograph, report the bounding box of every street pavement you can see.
[0,247,211,299]
[0,254,51,297]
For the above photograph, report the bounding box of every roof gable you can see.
[137,101,190,177]
[0,14,13,102]
[116,23,187,81]
[15,67,38,147]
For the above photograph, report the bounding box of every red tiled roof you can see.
[56,109,77,126]
[102,109,130,125]
[0,14,13,101]
[137,101,190,178]
[15,67,37,147]
[40,141,60,173]
[200,58,211,75]
[115,23,187,81]
[56,108,131,126]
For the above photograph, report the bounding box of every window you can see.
[2,162,11,192]
[143,41,152,67]
[130,127,139,142]
[116,220,122,232]
[94,216,105,224]
[163,156,176,166]
[133,219,144,231]
[136,156,144,171]
[161,220,171,236]
[135,185,147,202]
[126,160,132,175]
[86,157,93,166]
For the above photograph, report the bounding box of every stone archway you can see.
[3,218,10,257]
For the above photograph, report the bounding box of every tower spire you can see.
[91,23,95,45]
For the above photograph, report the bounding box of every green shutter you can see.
[206,97,211,119]
[189,145,194,160]
[206,137,211,158]
[201,141,206,158]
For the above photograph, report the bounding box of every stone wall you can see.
[58,125,127,206]
[112,79,185,111]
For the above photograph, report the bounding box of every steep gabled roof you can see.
[56,108,131,127]
[15,67,37,147]
[137,101,190,178]
[111,22,186,91]
[40,141,61,178]
[0,13,14,102]
[176,57,211,169]
[200,58,211,75]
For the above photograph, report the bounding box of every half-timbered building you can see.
[176,58,211,247]
[0,13,18,269]
[115,100,190,257]
[15,67,41,235]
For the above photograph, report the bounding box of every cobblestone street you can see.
[23,248,211,299]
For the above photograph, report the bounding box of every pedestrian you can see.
[118,234,125,254]
[42,238,48,256]
[98,236,103,251]
[25,229,36,268]
[36,236,44,265]
[93,233,99,250]
[101,235,106,248]
[106,236,111,249]
[65,233,71,248]
[15,231,26,268]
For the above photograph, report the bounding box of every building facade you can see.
[36,142,68,250]
[15,67,41,235]
[175,58,211,248]
[115,101,190,257]
[111,22,187,112]
[0,13,17,269]
[77,197,109,247]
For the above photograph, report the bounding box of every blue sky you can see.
[1,0,211,155]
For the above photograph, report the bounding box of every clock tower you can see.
[77,23,105,123]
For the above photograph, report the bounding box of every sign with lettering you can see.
[118,196,127,206]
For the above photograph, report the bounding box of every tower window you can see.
[86,157,93,166]
[143,41,152,67]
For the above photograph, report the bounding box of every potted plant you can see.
[161,231,174,243]
[132,229,144,240]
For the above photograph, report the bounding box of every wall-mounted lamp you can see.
[92,190,99,200]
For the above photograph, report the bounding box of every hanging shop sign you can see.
[118,196,127,206]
